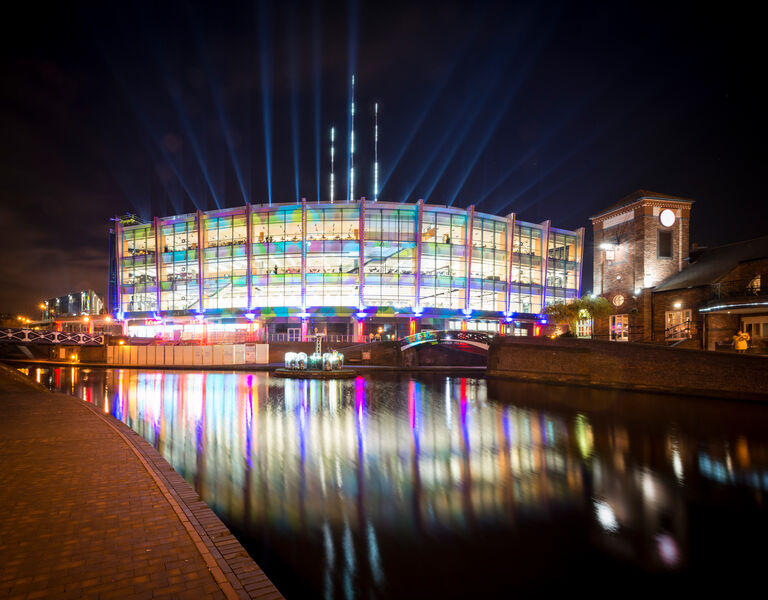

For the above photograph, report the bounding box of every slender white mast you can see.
[330,126,335,203]
[374,102,379,202]
[349,74,355,203]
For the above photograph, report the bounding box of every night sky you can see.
[0,0,763,315]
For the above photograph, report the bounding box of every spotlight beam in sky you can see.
[313,0,323,204]
[191,19,250,206]
[346,0,358,203]
[491,87,655,216]
[259,1,274,205]
[288,9,301,204]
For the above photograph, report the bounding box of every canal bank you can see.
[0,363,282,599]
[488,336,768,402]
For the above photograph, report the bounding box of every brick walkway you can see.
[0,366,283,599]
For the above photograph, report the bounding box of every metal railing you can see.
[711,278,765,299]
[664,319,698,342]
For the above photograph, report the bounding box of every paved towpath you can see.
[0,364,283,600]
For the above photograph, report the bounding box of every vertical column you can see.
[301,199,307,309]
[505,212,517,315]
[196,210,205,312]
[246,203,253,310]
[358,199,366,308]
[115,221,123,315]
[464,205,475,313]
[154,217,162,314]
[539,220,551,312]
[414,199,424,309]
[575,226,585,298]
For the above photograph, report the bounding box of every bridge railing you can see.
[0,328,104,346]
[400,330,493,350]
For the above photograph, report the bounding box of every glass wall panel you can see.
[251,207,303,307]
[121,224,157,312]
[305,206,360,307]
[510,224,544,314]
[363,207,417,308]
[419,209,467,309]
[202,213,248,310]
[545,231,579,306]
[469,217,507,311]
[158,219,199,311]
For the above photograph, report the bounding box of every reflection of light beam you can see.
[594,499,619,533]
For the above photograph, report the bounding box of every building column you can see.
[115,221,123,315]
[196,210,205,312]
[505,212,517,315]
[154,217,162,314]
[301,199,307,310]
[246,203,253,310]
[465,205,475,314]
[358,199,366,308]
[415,199,424,309]
[575,226,585,298]
[539,220,551,312]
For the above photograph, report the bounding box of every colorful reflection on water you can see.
[21,366,768,598]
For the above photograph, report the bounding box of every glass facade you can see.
[117,201,583,319]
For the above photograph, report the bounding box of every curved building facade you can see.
[113,200,583,341]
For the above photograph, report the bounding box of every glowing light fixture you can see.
[673,301,682,309]
[599,242,615,250]
[244,313,256,320]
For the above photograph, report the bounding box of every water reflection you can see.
[26,366,768,598]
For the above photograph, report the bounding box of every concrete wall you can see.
[487,336,768,401]
[106,343,269,366]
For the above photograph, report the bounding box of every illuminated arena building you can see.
[110,200,584,342]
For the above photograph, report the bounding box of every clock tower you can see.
[590,190,694,341]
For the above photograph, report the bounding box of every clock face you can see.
[659,209,676,227]
[612,294,625,307]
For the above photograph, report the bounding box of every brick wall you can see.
[487,336,768,401]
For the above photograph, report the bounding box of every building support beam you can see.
[505,212,517,315]
[196,210,204,312]
[540,220,551,313]
[358,199,366,309]
[115,221,123,315]
[465,205,475,313]
[415,199,424,310]
[245,203,253,310]
[154,217,162,314]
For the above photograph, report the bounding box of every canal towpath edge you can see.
[0,363,284,600]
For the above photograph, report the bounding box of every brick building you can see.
[591,190,693,342]
[590,190,768,352]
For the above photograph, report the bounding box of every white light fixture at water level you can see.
[659,208,676,227]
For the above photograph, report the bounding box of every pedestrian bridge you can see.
[0,328,104,346]
[400,330,492,351]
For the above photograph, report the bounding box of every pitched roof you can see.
[654,235,768,292]
[590,189,695,220]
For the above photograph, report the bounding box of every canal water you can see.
[18,366,768,598]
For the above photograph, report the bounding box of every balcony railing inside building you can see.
[711,276,764,299]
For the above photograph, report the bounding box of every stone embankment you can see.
[0,363,283,599]
[487,337,768,401]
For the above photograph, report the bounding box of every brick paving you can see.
[0,366,283,599]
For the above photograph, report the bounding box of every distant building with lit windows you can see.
[591,190,768,352]
[109,200,584,342]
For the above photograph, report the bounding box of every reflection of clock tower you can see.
[590,190,694,341]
